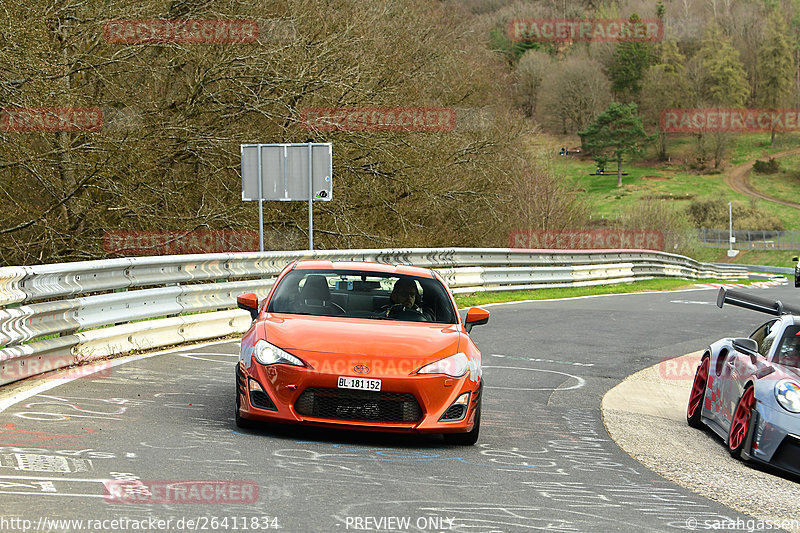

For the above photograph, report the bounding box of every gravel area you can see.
[602,352,800,532]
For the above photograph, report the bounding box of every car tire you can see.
[444,396,481,446]
[728,386,755,458]
[687,357,709,429]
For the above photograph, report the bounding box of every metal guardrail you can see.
[0,248,747,387]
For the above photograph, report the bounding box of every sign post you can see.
[241,143,332,251]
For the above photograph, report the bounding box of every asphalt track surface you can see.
[0,284,796,533]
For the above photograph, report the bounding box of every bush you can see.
[753,158,780,174]
[686,199,784,231]
[615,200,699,255]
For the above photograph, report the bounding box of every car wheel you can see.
[728,386,755,457]
[444,396,481,446]
[235,381,256,430]
[687,357,709,428]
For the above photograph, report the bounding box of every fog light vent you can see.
[440,392,470,422]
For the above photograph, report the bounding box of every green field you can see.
[689,248,798,268]
[453,277,756,307]
[749,154,800,205]
[542,132,800,230]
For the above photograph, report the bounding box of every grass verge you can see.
[689,248,798,268]
[748,153,800,206]
[454,277,756,307]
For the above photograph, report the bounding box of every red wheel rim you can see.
[688,358,709,418]
[729,387,755,450]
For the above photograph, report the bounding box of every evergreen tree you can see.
[698,25,750,107]
[640,41,692,159]
[758,9,795,145]
[609,13,656,102]
[578,102,654,187]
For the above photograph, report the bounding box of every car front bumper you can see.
[744,402,800,476]
[236,361,480,434]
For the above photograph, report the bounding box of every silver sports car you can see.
[687,288,800,477]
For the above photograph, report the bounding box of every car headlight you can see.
[775,379,800,413]
[417,353,469,377]
[253,340,305,367]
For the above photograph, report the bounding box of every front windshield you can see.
[267,269,458,324]
[773,325,800,368]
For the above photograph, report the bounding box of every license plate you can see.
[338,376,381,391]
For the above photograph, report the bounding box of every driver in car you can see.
[777,335,800,368]
[385,278,430,320]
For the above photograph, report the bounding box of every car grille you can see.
[294,388,422,423]
[771,434,800,474]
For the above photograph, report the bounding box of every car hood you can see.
[771,364,800,381]
[261,314,462,360]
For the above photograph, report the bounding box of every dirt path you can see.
[724,146,800,208]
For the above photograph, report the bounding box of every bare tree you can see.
[539,55,612,134]
[511,155,589,232]
[1,0,580,263]
[514,49,552,118]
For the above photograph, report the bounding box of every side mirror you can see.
[464,307,489,333]
[732,337,759,363]
[237,293,259,321]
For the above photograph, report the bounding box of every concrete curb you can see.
[602,353,799,531]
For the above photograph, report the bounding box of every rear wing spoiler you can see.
[717,287,800,316]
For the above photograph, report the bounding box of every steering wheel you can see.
[386,305,427,322]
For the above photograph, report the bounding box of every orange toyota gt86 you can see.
[235,260,489,444]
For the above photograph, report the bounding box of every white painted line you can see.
[482,365,585,391]
[0,492,106,498]
[175,353,238,363]
[0,338,237,414]
[176,352,238,357]
[0,380,72,416]
[0,475,110,482]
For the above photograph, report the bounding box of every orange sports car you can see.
[235,260,489,444]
